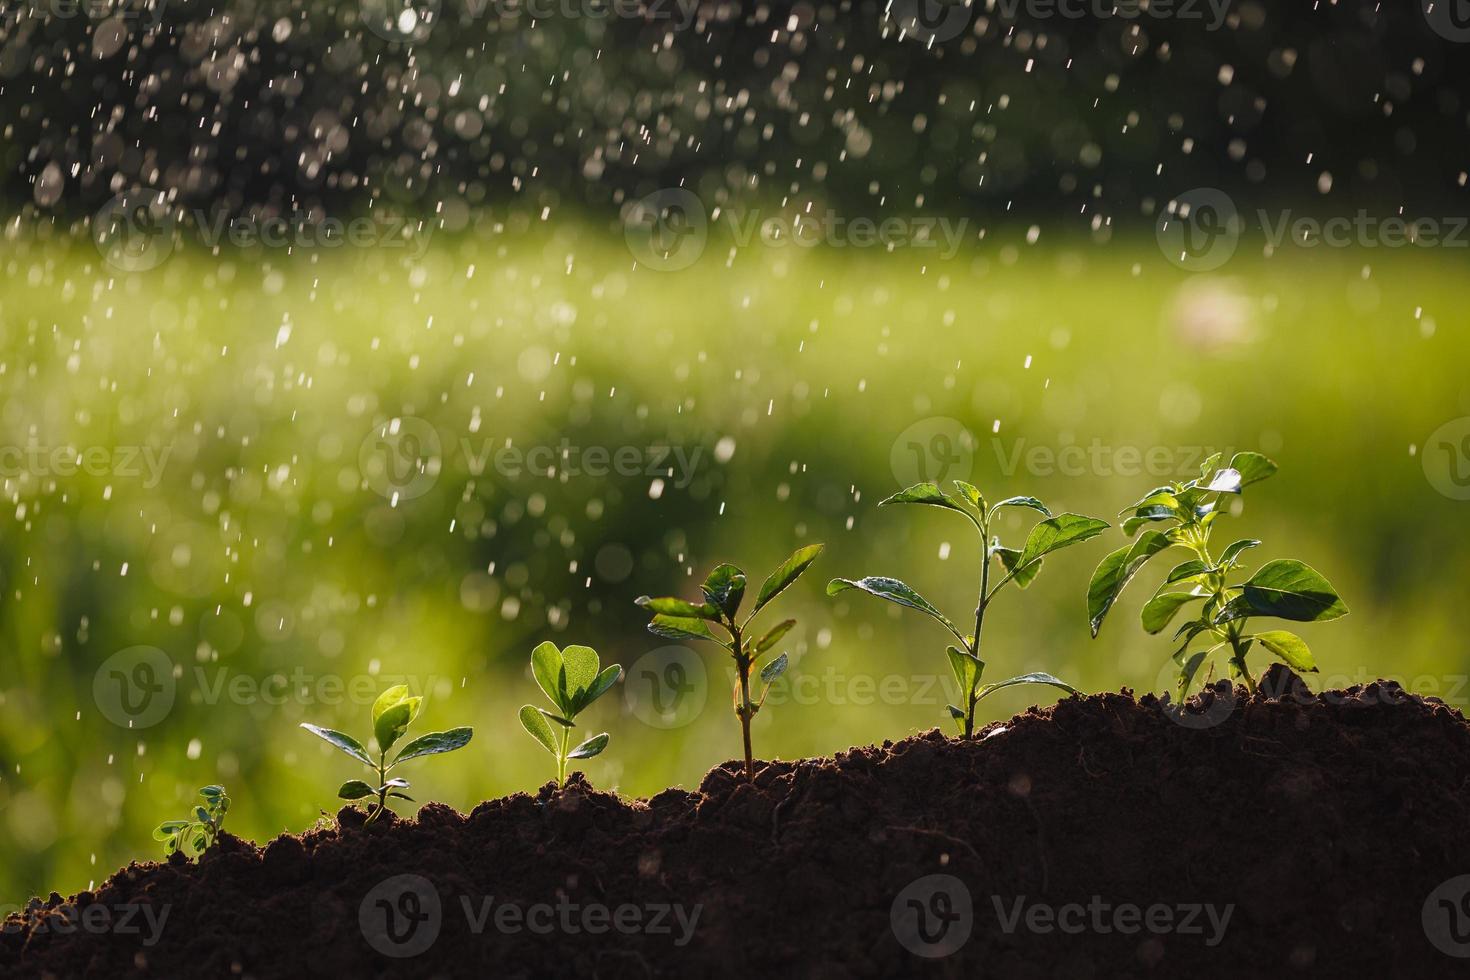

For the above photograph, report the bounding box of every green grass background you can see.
[1,223,1467,902]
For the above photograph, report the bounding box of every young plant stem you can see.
[966,520,992,738]
[557,725,570,786]
[367,750,389,825]
[1192,524,1257,696]
[730,623,755,780]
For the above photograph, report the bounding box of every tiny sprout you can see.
[519,642,622,786]
[637,544,824,779]
[1089,452,1348,697]
[829,483,1108,737]
[153,785,229,859]
[300,685,473,824]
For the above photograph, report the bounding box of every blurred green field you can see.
[1,223,1468,903]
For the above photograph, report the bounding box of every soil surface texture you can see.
[6,666,1469,978]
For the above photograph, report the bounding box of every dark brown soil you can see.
[6,666,1470,979]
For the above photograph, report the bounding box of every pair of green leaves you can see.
[300,684,474,811]
[153,785,229,858]
[519,642,622,781]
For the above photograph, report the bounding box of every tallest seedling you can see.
[637,544,824,779]
[829,482,1109,737]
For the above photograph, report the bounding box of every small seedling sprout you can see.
[637,544,824,779]
[1088,452,1348,697]
[518,641,623,786]
[153,784,229,858]
[828,483,1108,737]
[300,685,473,824]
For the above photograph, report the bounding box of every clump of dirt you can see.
[6,667,1469,978]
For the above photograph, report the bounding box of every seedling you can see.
[1088,452,1348,697]
[518,642,623,786]
[300,685,473,824]
[153,785,229,858]
[828,483,1108,737]
[637,544,824,779]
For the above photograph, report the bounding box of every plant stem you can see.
[967,522,991,739]
[367,751,388,825]
[731,625,755,780]
[557,725,570,786]
[1192,527,1256,694]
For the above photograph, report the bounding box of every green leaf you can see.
[1198,452,1223,479]
[879,483,975,524]
[952,481,986,512]
[560,645,602,711]
[825,576,964,642]
[647,614,724,646]
[372,685,411,725]
[574,664,623,713]
[701,563,747,619]
[1016,514,1110,569]
[1164,559,1213,585]
[1253,630,1317,672]
[1141,590,1206,634]
[383,777,410,789]
[392,727,474,765]
[993,545,1041,588]
[1241,560,1348,622]
[946,645,983,697]
[990,496,1052,518]
[337,779,375,800]
[198,785,225,799]
[946,704,966,721]
[1120,486,1178,515]
[531,641,569,713]
[568,733,609,760]
[300,724,374,767]
[1217,539,1261,570]
[538,707,575,727]
[153,821,190,841]
[1086,530,1173,637]
[374,700,416,754]
[1122,506,1175,536]
[635,596,718,619]
[753,544,824,615]
[760,653,789,683]
[753,619,796,655]
[518,704,559,755]
[974,672,1079,703]
[387,792,415,801]
[1229,452,1278,487]
[1174,649,1211,697]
